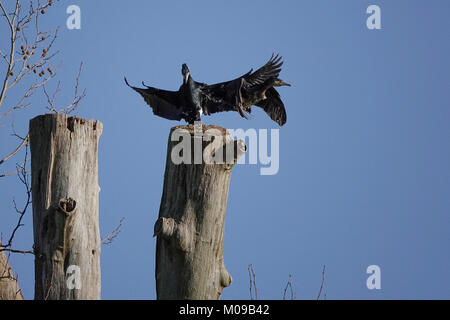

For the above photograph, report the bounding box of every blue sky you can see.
[1,0,449,299]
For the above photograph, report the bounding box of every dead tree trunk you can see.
[155,124,246,299]
[29,114,103,300]
[0,242,24,300]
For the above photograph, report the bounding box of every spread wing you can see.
[242,53,283,88]
[124,77,184,121]
[199,78,244,115]
[255,88,287,126]
[199,54,285,116]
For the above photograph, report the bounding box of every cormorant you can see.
[124,54,290,126]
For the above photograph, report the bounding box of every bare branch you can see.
[0,0,20,109]
[6,27,60,92]
[0,133,28,166]
[0,247,34,255]
[0,168,29,178]
[46,61,86,115]
[283,274,296,300]
[102,217,125,245]
[0,142,32,250]
[0,1,17,28]
[0,67,59,120]
[0,49,9,64]
[0,1,60,115]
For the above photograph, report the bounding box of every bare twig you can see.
[42,78,60,112]
[316,265,326,300]
[0,0,19,108]
[0,247,34,255]
[0,142,32,251]
[102,217,125,245]
[248,264,258,300]
[283,274,296,300]
[0,133,28,166]
[43,61,86,115]
[0,169,21,178]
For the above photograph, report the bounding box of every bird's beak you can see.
[184,71,190,84]
[275,79,291,87]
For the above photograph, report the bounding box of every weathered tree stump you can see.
[29,114,102,300]
[155,123,246,299]
[0,242,24,300]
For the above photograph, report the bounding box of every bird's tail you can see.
[124,76,132,87]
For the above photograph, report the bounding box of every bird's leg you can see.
[185,113,195,125]
[194,109,202,122]
[183,108,202,125]
[233,78,244,107]
[237,106,248,119]
[180,109,190,123]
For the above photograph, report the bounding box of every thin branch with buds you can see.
[0,0,62,179]
[0,0,59,114]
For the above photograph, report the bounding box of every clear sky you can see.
[1,0,449,299]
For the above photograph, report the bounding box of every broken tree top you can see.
[167,123,247,166]
[155,123,246,299]
[30,114,103,135]
[29,113,102,300]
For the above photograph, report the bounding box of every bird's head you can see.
[181,63,190,84]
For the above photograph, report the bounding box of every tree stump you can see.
[29,114,103,300]
[0,242,24,300]
[155,123,246,300]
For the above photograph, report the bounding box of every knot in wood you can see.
[58,197,76,215]
[154,217,176,238]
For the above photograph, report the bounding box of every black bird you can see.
[124,54,290,126]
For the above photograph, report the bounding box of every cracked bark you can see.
[29,114,102,300]
[155,124,246,299]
